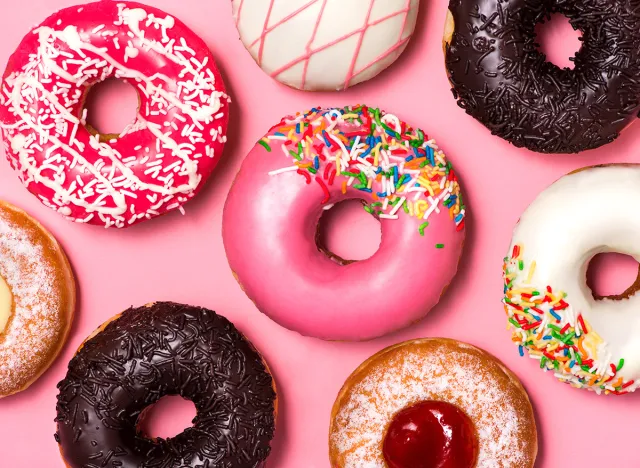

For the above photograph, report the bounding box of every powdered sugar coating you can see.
[329,339,537,467]
[0,202,74,396]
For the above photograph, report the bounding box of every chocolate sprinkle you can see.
[55,302,276,468]
[445,0,640,153]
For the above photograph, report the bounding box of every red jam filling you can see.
[382,400,478,468]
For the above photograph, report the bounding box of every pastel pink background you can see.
[1,1,640,466]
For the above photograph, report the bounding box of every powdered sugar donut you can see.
[231,0,419,91]
[0,2,229,228]
[223,105,465,340]
[329,339,538,467]
[0,201,75,398]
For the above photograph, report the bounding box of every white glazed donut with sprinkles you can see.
[0,1,230,228]
[503,165,640,394]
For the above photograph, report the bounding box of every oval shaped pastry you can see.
[55,302,277,468]
[231,0,420,91]
[223,105,466,341]
[0,1,230,227]
[329,338,537,467]
[0,201,75,398]
[504,164,640,394]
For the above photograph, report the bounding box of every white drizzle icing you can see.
[0,3,230,228]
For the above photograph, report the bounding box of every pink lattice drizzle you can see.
[232,0,419,90]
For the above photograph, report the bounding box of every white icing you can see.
[0,4,229,228]
[232,0,419,90]
[124,45,139,62]
[0,274,12,334]
[330,341,534,467]
[509,166,640,392]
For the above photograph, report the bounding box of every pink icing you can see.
[223,107,465,341]
[0,1,229,228]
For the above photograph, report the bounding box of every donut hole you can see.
[535,13,582,69]
[83,78,139,137]
[138,395,197,440]
[586,253,640,300]
[316,199,381,263]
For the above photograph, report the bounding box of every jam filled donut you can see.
[231,0,419,91]
[55,302,277,467]
[0,1,230,228]
[0,201,75,398]
[443,0,640,153]
[504,164,640,394]
[329,338,537,467]
[223,105,466,340]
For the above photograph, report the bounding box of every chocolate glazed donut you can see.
[55,302,276,468]
[443,0,640,153]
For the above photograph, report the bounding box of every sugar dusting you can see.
[0,208,62,396]
[330,341,534,467]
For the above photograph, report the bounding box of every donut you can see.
[329,338,538,467]
[503,164,640,394]
[0,200,75,398]
[55,302,277,467]
[223,105,466,340]
[443,0,640,153]
[0,1,230,228]
[231,0,419,91]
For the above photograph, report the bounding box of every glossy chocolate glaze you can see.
[445,0,640,153]
[55,302,276,468]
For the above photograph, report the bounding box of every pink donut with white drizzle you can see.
[223,105,466,340]
[0,1,229,228]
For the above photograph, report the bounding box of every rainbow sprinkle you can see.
[503,244,637,394]
[266,106,465,237]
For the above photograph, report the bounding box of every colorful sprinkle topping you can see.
[503,244,637,394]
[266,106,465,236]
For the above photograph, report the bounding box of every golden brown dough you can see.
[0,201,75,398]
[329,338,537,467]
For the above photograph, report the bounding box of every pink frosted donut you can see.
[0,1,229,228]
[223,106,466,340]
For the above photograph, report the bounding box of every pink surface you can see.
[1,1,640,466]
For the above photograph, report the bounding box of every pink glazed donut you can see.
[223,106,466,340]
[0,1,229,228]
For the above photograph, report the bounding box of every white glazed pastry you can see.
[231,0,419,91]
[503,164,640,394]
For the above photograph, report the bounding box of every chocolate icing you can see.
[445,0,640,153]
[55,302,276,468]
